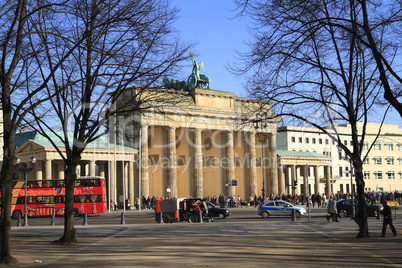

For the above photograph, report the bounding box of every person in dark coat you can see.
[326,195,339,222]
[381,200,397,237]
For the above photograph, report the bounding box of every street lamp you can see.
[17,156,36,227]
[253,112,269,199]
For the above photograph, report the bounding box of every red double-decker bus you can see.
[9,176,107,218]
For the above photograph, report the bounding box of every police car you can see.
[258,200,306,218]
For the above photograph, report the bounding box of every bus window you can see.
[55,196,65,203]
[37,196,54,204]
[27,196,36,204]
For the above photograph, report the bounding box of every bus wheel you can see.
[12,210,22,219]
[72,209,80,217]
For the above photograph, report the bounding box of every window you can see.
[325,139,329,145]
[363,158,369,165]
[386,157,394,165]
[399,172,402,180]
[385,143,393,151]
[362,143,369,150]
[339,167,343,177]
[363,171,370,180]
[298,137,302,143]
[373,157,382,165]
[399,158,402,165]
[291,137,296,143]
[398,144,402,151]
[344,140,347,146]
[387,171,395,180]
[319,138,323,144]
[345,166,350,175]
[373,142,381,150]
[305,138,309,144]
[312,138,316,144]
[374,171,383,179]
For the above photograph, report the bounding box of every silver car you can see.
[258,200,307,218]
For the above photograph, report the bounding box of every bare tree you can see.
[233,0,388,237]
[25,0,192,245]
[0,1,82,263]
[358,0,402,116]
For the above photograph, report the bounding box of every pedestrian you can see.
[219,194,225,208]
[326,195,339,222]
[135,197,140,210]
[125,199,131,210]
[311,194,315,208]
[322,194,327,208]
[381,200,397,237]
[142,196,147,209]
[316,193,322,208]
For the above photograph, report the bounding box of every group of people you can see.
[324,194,397,237]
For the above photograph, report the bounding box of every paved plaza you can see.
[9,208,402,267]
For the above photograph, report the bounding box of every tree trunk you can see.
[0,148,18,264]
[354,160,370,238]
[53,160,79,244]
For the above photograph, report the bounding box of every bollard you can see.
[120,212,125,225]
[83,213,89,225]
[17,214,21,227]
[291,208,296,221]
[23,213,29,227]
[50,214,55,226]
[199,211,203,223]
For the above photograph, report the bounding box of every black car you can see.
[206,202,231,219]
[336,199,383,218]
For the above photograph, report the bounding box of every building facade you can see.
[113,87,279,201]
[278,122,402,194]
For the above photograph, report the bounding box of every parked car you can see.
[206,202,231,219]
[258,200,306,218]
[336,199,383,218]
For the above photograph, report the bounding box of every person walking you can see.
[316,193,322,208]
[381,200,397,237]
[326,195,339,222]
[322,194,327,208]
[135,197,140,210]
[125,199,131,210]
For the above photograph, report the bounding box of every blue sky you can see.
[170,0,402,127]
[171,0,248,97]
